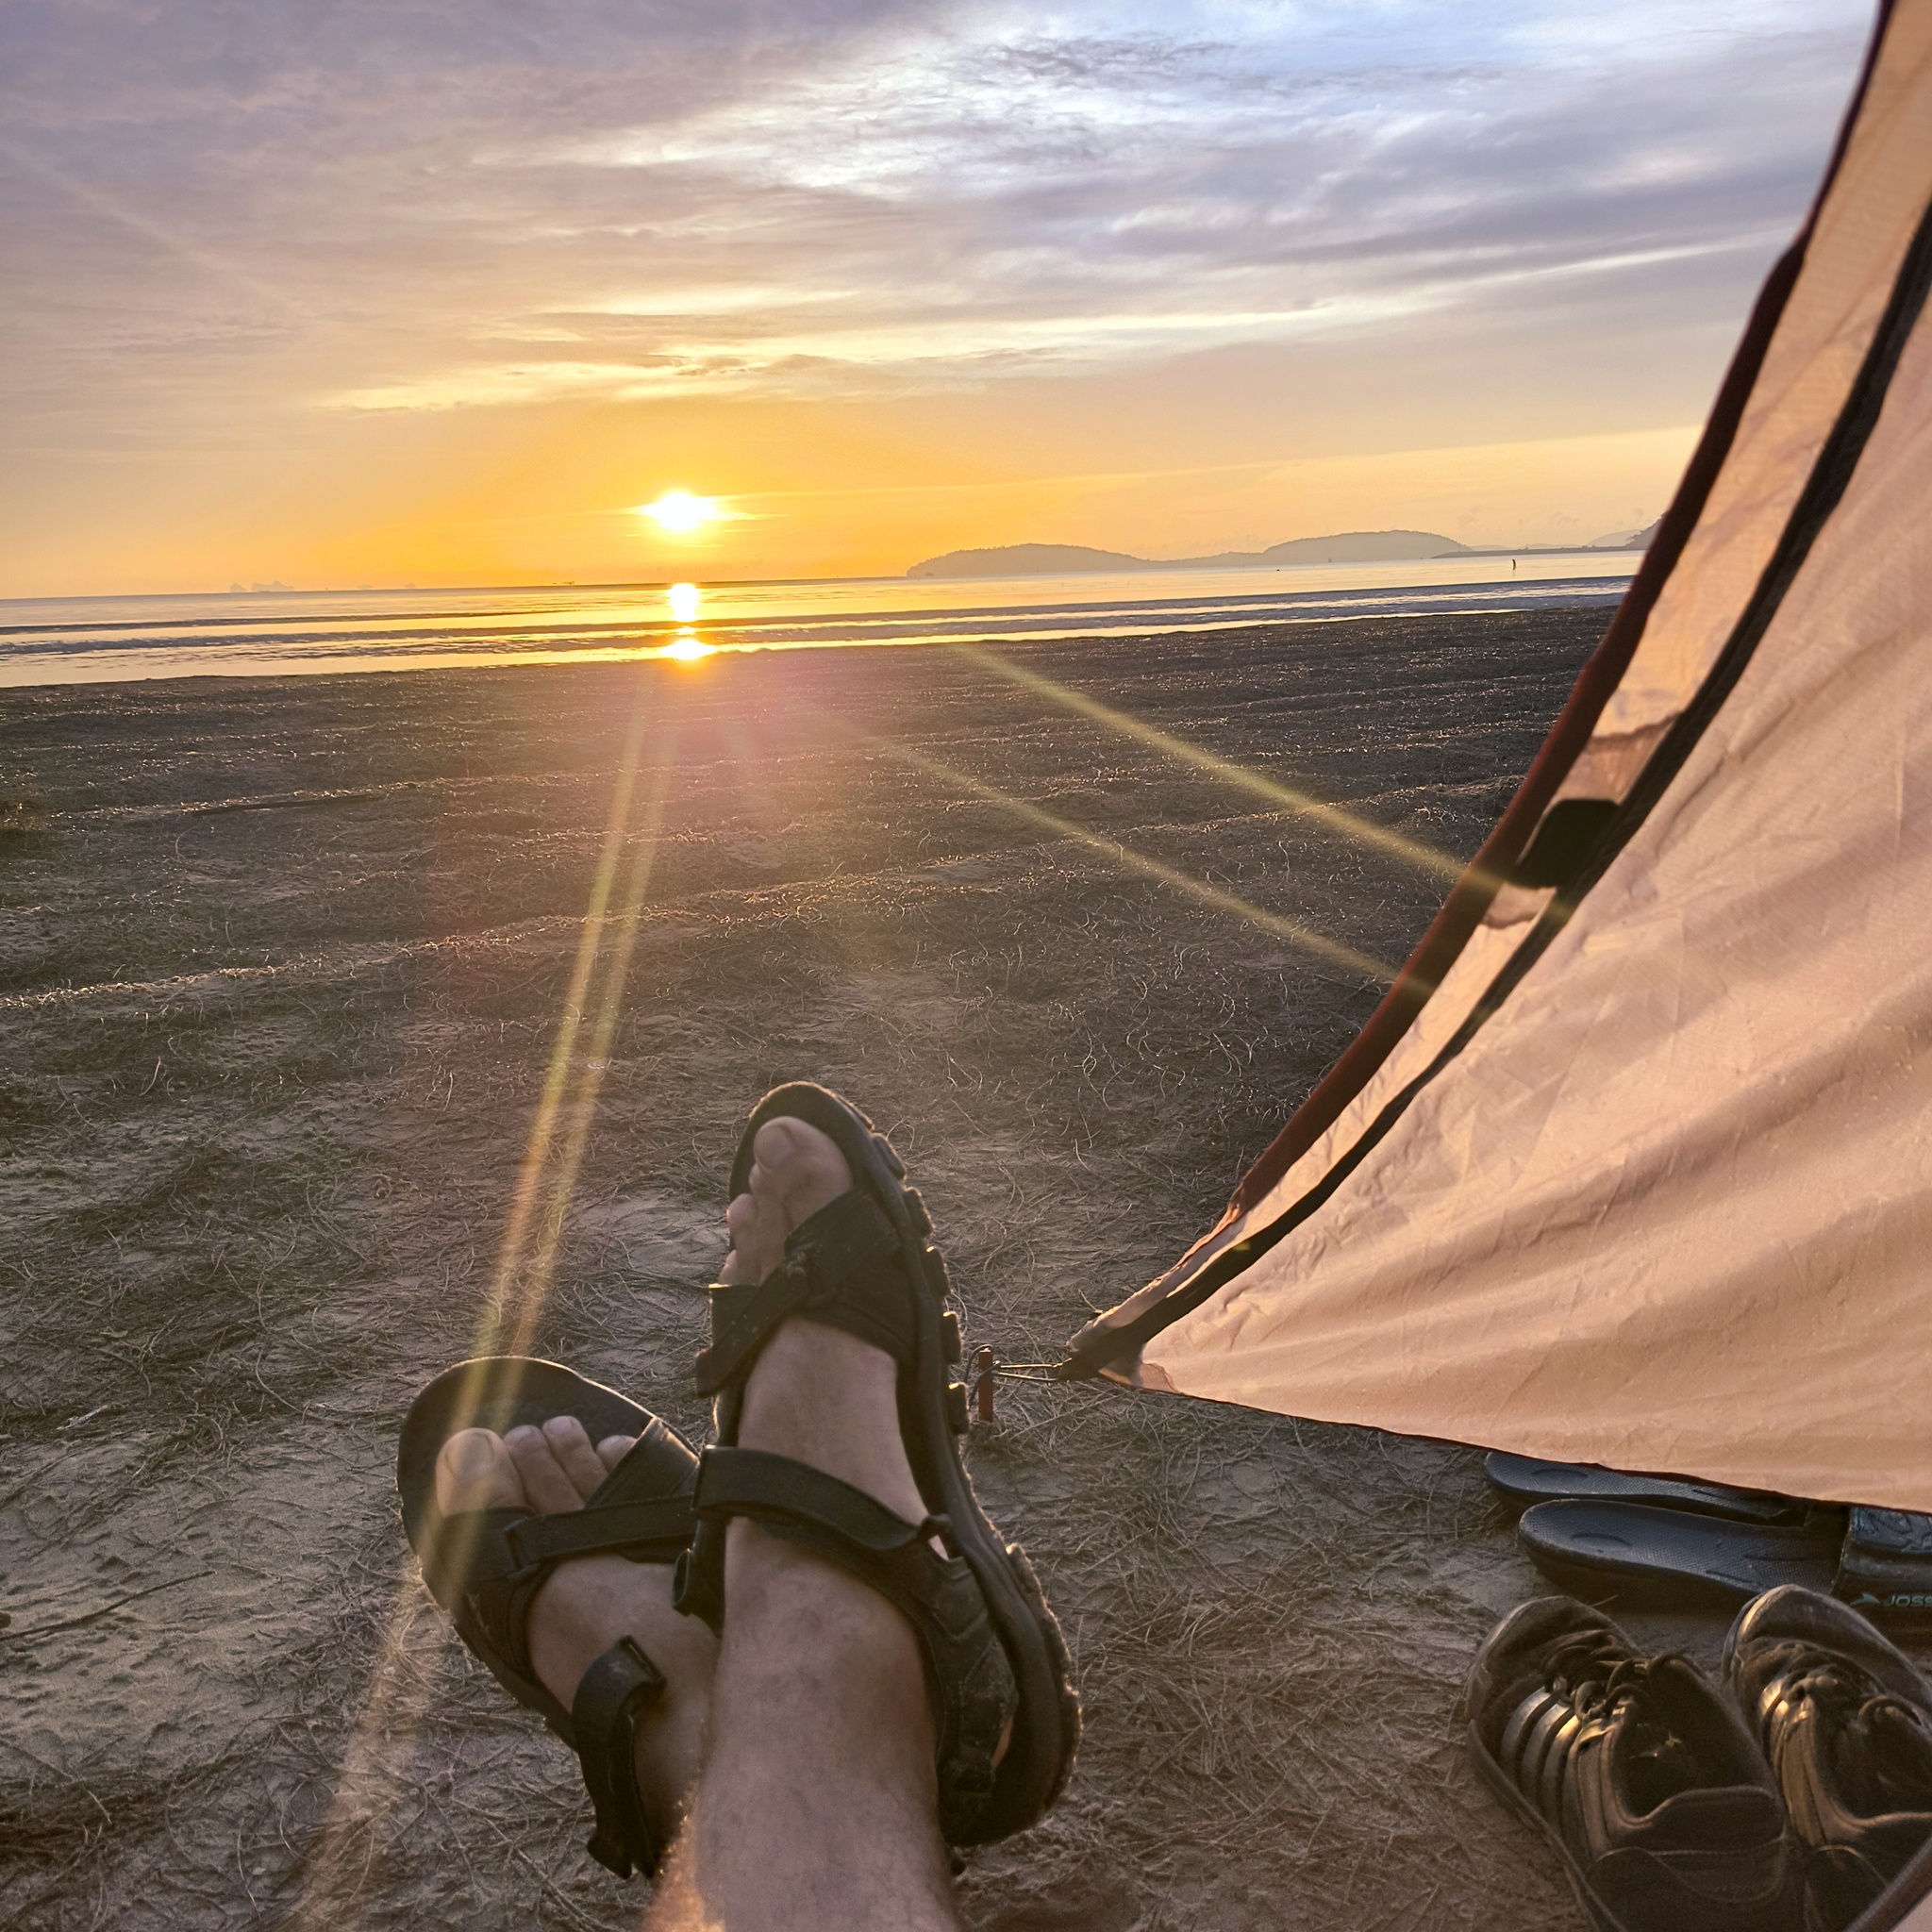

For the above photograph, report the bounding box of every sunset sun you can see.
[639,491,720,535]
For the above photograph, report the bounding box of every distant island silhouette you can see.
[907,525,1657,578]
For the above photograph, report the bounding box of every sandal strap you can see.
[694,1190,914,1395]
[688,1446,1017,1841]
[694,1445,947,1554]
[572,1637,669,1879]
[505,1497,693,1568]
[425,1435,698,1709]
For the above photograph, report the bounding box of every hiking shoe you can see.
[1466,1596,1803,1931]
[1724,1586,1932,1930]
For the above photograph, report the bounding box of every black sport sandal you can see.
[675,1081,1080,1848]
[397,1355,700,1879]
[1724,1586,1932,1931]
[1466,1595,1803,1931]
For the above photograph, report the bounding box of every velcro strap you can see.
[421,1507,527,1601]
[786,1187,903,1285]
[693,1190,904,1395]
[505,1498,694,1568]
[695,1265,817,1396]
[572,1637,667,1880]
[691,1445,934,1556]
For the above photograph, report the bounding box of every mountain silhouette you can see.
[908,531,1469,577]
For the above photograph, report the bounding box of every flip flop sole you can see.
[734,1083,1080,1843]
[1485,1452,1812,1525]
[1519,1499,1842,1608]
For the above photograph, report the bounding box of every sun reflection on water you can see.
[662,631,714,661]
[667,581,701,623]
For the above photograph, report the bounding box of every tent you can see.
[1063,0,1932,1519]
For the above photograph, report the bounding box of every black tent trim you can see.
[1062,122,1932,1382]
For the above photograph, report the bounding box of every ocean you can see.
[0,550,1635,688]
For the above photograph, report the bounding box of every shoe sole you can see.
[1519,1499,1844,1608]
[1486,1452,1813,1525]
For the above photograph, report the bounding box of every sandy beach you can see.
[2,608,1707,1930]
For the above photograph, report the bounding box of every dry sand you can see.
[0,609,1748,1929]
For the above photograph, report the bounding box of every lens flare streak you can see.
[474,710,655,1347]
[860,729,1395,984]
[498,760,675,1355]
[954,643,1484,891]
[289,711,682,1927]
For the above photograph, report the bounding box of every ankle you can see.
[739,1320,925,1524]
[720,1518,937,1766]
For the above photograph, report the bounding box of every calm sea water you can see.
[0,552,1636,689]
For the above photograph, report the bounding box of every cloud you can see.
[0,0,1875,439]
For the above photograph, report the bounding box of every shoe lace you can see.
[1544,1633,1704,1801]
[1546,1630,1656,1716]
[1761,1643,1932,1817]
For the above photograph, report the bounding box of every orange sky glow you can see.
[0,0,1874,598]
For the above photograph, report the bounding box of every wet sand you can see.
[4,611,1647,1929]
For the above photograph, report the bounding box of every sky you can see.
[0,0,1877,595]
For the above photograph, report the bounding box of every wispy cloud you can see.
[0,0,1872,433]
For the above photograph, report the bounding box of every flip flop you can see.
[397,1355,701,1878]
[1485,1451,1814,1525]
[1517,1498,1847,1609]
[675,1081,1080,1848]
[1838,1508,1932,1629]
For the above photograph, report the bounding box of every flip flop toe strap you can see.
[430,1491,696,1667]
[504,1496,695,1566]
[423,1506,555,1682]
[695,1189,917,1396]
[685,1445,1019,1844]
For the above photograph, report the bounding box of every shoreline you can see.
[0,593,1629,692]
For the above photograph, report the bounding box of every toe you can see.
[722,1185,779,1285]
[719,1117,859,1287]
[503,1423,591,1514]
[435,1427,525,1515]
[747,1118,854,1229]
[595,1433,638,1473]
[541,1413,615,1501]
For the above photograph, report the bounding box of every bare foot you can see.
[434,1415,717,1836]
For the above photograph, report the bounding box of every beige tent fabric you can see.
[1128,4,1932,1510]
[1087,3,1932,1360]
[1597,0,1932,743]
[1142,285,1932,1507]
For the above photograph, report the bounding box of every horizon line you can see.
[0,541,1647,609]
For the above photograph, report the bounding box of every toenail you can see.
[442,1430,496,1475]
[504,1424,540,1448]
